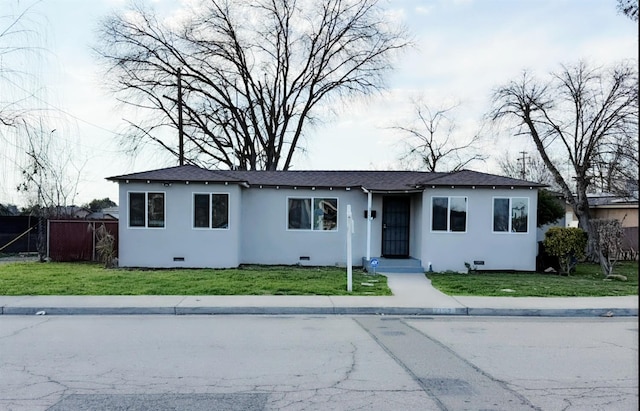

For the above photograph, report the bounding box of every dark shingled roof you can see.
[107,165,243,184]
[214,170,447,191]
[107,165,544,191]
[422,170,544,188]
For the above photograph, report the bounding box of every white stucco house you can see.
[107,165,543,272]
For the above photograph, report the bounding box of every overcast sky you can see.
[1,0,637,207]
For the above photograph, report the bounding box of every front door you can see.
[382,196,410,257]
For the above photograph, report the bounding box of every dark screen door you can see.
[382,196,410,257]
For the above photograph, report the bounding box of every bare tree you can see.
[17,122,84,212]
[617,0,639,21]
[592,218,625,279]
[2,2,85,262]
[16,120,85,260]
[589,136,639,196]
[497,151,558,187]
[391,102,485,172]
[489,61,639,258]
[0,0,46,129]
[1,0,63,211]
[95,0,409,170]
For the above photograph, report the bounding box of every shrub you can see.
[591,219,624,279]
[543,227,587,275]
[94,224,116,268]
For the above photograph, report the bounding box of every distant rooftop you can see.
[587,193,639,207]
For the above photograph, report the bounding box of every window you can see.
[211,194,229,228]
[493,197,528,233]
[288,197,337,231]
[288,198,311,229]
[511,197,528,232]
[147,193,165,227]
[431,196,467,232]
[194,193,229,229]
[432,197,448,231]
[129,192,165,228]
[194,194,210,228]
[313,198,338,230]
[493,198,509,232]
[129,193,145,227]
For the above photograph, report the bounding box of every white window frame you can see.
[192,192,230,230]
[127,191,166,229]
[430,196,468,233]
[492,197,529,233]
[286,196,339,232]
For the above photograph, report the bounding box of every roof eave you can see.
[426,184,545,189]
[362,188,425,194]
[107,176,247,186]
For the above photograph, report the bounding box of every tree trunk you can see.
[37,216,46,262]
[574,200,597,260]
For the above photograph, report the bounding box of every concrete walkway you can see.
[0,273,636,316]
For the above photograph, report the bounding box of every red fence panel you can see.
[48,220,118,262]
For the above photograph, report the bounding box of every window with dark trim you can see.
[211,194,229,229]
[147,193,165,227]
[493,197,528,233]
[288,197,337,231]
[194,194,210,228]
[194,193,229,229]
[432,196,467,232]
[129,193,145,227]
[432,197,448,231]
[129,192,165,228]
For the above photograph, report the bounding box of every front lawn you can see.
[0,263,391,296]
[427,261,638,297]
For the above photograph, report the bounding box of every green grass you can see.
[427,261,639,297]
[0,262,391,296]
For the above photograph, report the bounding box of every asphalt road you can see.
[0,315,637,410]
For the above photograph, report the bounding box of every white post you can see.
[366,190,372,261]
[346,204,353,292]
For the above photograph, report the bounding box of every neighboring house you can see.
[46,205,91,219]
[107,165,543,272]
[565,193,639,256]
[102,206,120,220]
[85,207,119,220]
[564,193,639,228]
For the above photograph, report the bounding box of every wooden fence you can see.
[619,227,638,261]
[48,220,118,262]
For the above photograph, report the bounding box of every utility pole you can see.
[519,151,527,180]
[177,68,184,166]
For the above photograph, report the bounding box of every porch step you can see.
[362,257,425,274]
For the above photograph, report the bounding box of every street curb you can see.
[1,306,636,317]
[465,308,638,317]
[175,307,470,315]
[1,307,177,316]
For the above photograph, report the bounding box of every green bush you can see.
[543,227,587,274]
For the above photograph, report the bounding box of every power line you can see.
[2,76,127,154]
[3,76,124,136]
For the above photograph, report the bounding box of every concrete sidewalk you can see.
[0,273,637,316]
